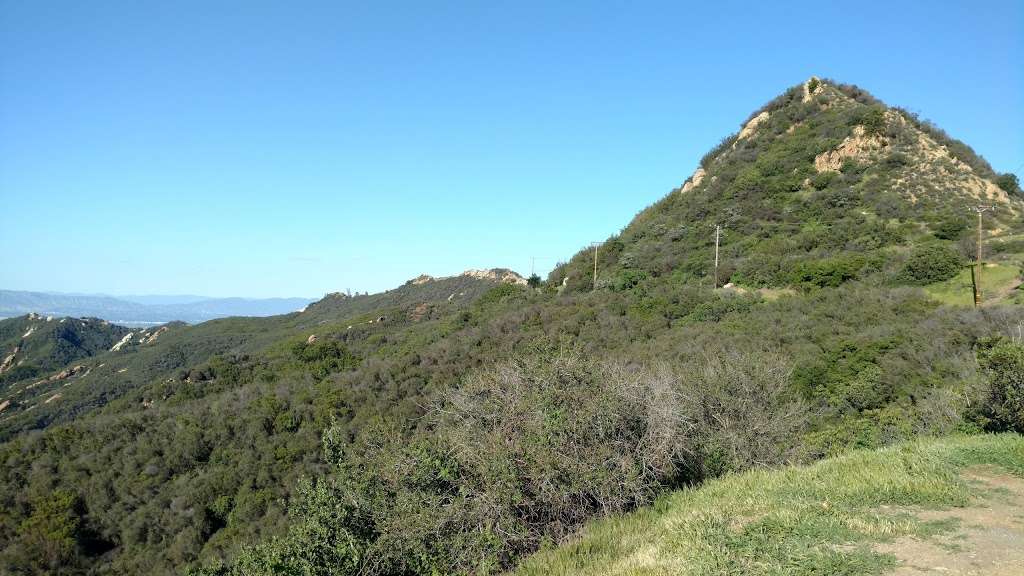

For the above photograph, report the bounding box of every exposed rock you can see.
[22,326,35,339]
[144,326,168,344]
[721,282,749,294]
[44,393,62,404]
[681,167,707,193]
[558,275,571,294]
[410,274,435,285]
[409,303,431,322]
[0,346,18,374]
[306,334,318,344]
[28,365,87,388]
[737,111,770,141]
[908,128,1013,206]
[814,126,888,172]
[0,399,9,414]
[461,268,528,285]
[802,76,823,103]
[110,332,134,352]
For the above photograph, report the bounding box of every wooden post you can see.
[713,224,721,288]
[970,264,980,307]
[971,206,992,306]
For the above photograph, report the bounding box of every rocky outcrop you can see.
[737,111,770,141]
[681,167,706,193]
[903,127,1013,206]
[29,365,87,388]
[410,274,435,285]
[461,269,528,285]
[110,332,134,352]
[143,326,168,344]
[814,126,888,172]
[0,346,18,374]
[409,303,431,322]
[802,76,823,103]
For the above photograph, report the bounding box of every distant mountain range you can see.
[0,290,315,325]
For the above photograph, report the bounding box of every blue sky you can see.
[1,0,1021,298]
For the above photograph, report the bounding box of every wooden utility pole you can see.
[971,206,992,307]
[712,224,722,288]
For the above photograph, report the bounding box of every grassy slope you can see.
[925,262,1022,307]
[515,434,1024,576]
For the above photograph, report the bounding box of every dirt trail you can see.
[878,466,1024,575]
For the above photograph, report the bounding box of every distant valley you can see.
[0,290,314,325]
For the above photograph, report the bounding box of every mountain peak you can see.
[554,79,1023,293]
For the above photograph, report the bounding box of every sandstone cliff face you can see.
[681,167,706,193]
[814,125,889,172]
[460,268,528,285]
[737,111,770,141]
[406,268,528,286]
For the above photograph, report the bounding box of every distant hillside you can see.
[0,290,314,325]
[0,313,131,395]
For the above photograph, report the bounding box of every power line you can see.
[529,256,553,277]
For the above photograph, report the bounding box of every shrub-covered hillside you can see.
[550,78,1022,294]
[0,79,1022,576]
[0,314,131,396]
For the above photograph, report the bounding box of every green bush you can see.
[860,107,886,136]
[977,341,1024,432]
[931,215,968,240]
[791,254,868,288]
[997,173,1021,196]
[897,243,962,285]
[14,490,83,572]
[477,283,528,306]
[613,269,648,291]
[291,339,358,378]
[191,479,368,576]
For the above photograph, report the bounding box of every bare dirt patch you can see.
[878,466,1024,575]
